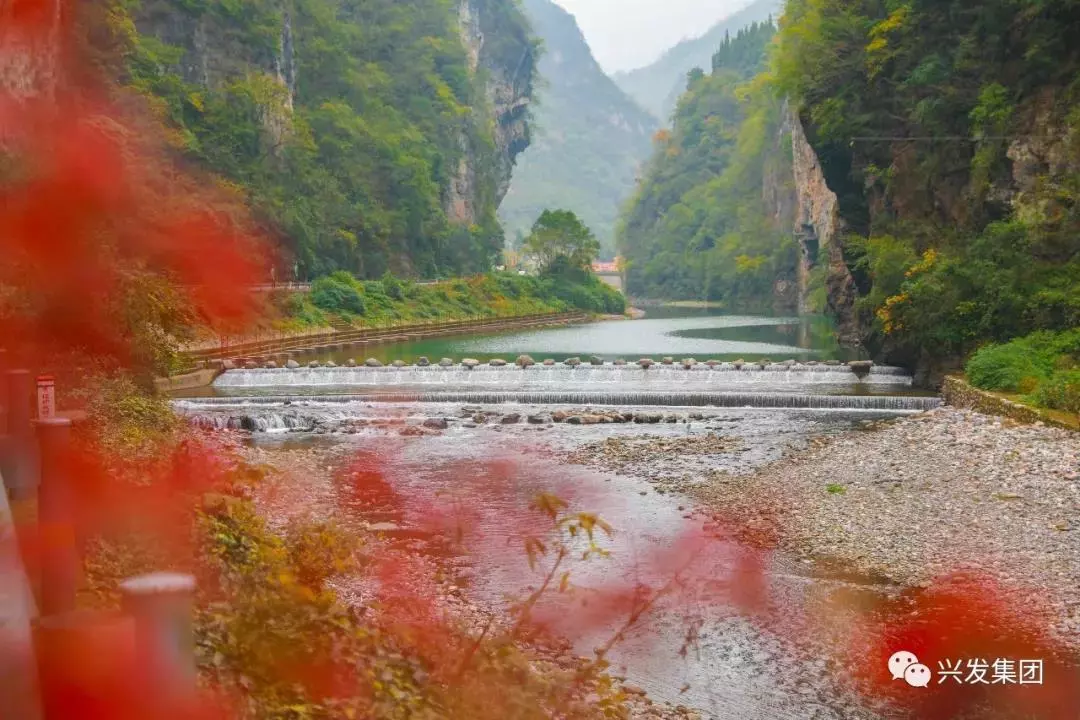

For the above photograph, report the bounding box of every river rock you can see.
[221,359,238,370]
[399,426,427,437]
[682,358,697,368]
[489,358,507,367]
[500,413,521,424]
[589,355,603,365]
[613,358,627,366]
[326,361,338,368]
[663,413,679,423]
[634,412,662,424]
[423,417,449,430]
[705,360,720,367]
[417,356,430,367]
[543,359,556,366]
[757,359,772,367]
[364,358,383,367]
[286,359,300,369]
[527,413,550,424]
[848,359,874,378]
[392,360,406,367]
[661,357,674,365]
[804,360,818,366]
[516,354,536,367]
[264,360,277,368]
[462,358,480,369]
[825,359,841,366]
[439,358,454,367]
[552,410,571,422]
[568,414,606,425]
[308,361,321,368]
[733,359,745,369]
[564,357,581,367]
[781,359,797,367]
[638,358,654,368]
[243,360,259,370]
[345,358,357,367]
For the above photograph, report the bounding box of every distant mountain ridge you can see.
[498,0,656,256]
[613,0,781,123]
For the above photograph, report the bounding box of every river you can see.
[176,310,928,718]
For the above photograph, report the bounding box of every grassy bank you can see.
[965,329,1080,421]
[277,270,625,331]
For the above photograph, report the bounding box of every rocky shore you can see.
[566,407,1080,651]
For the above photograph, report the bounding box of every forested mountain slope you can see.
[618,21,797,310]
[498,0,655,256]
[774,0,1080,373]
[612,0,780,123]
[112,0,537,279]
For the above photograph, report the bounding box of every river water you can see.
[176,311,927,719]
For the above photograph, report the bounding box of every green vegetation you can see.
[110,0,537,279]
[826,483,846,495]
[618,21,799,310]
[522,209,600,273]
[499,0,656,257]
[282,266,624,327]
[612,0,780,121]
[773,0,1080,367]
[966,329,1080,415]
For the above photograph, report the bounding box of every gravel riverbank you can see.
[567,407,1080,651]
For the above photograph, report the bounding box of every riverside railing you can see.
[183,310,589,364]
[0,367,199,719]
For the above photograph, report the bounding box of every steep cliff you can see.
[498,0,656,255]
[113,0,537,278]
[775,0,1080,377]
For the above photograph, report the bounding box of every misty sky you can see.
[553,0,751,74]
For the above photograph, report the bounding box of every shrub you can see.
[1034,370,1080,416]
[380,271,404,300]
[310,271,365,315]
[966,341,1052,393]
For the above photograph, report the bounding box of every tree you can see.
[522,209,600,273]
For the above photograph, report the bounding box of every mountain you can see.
[111,0,537,279]
[617,21,797,309]
[498,0,656,256]
[613,0,780,123]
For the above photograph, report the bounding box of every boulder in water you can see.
[243,360,259,370]
[365,358,383,367]
[551,410,571,422]
[500,413,521,424]
[264,360,278,368]
[705,360,720,367]
[527,413,550,424]
[325,361,337,368]
[423,417,449,430]
[757,359,772,367]
[392,360,406,367]
[345,358,357,367]
[682,358,697,368]
[515,354,535,367]
[633,412,662,424]
[400,426,426,437]
[804,360,818,366]
[462,358,480,369]
[439,358,454,367]
[825,359,841,366]
[489,358,507,367]
[221,358,238,370]
[848,359,874,378]
[542,359,556,366]
[733,359,745,369]
[308,361,321,368]
[661,357,674,365]
[417,356,431,367]
[589,355,603,365]
[638,358,654,368]
[564,357,581,367]
[567,414,606,425]
[286,359,300,369]
[613,358,627,366]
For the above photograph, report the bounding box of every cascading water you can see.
[213,363,913,390]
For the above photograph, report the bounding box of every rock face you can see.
[454,0,536,217]
[787,105,859,344]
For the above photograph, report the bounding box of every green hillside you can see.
[111,0,537,280]
[612,0,780,123]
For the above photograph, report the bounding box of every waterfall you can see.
[213,363,914,389]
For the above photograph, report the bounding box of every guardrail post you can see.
[3,370,37,500]
[37,417,77,617]
[120,572,197,705]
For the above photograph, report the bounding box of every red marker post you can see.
[36,375,55,420]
